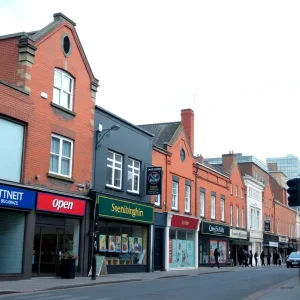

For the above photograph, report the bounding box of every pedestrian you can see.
[274,251,278,266]
[267,251,271,267]
[249,250,253,267]
[244,250,248,267]
[254,251,258,267]
[211,248,220,268]
[260,251,265,267]
[278,253,282,266]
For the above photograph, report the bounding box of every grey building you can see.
[90,106,155,274]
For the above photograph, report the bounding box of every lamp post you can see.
[90,124,120,280]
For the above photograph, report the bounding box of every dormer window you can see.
[53,68,74,111]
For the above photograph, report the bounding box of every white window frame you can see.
[154,194,161,207]
[53,68,74,110]
[230,184,233,195]
[211,195,216,219]
[49,134,73,178]
[200,191,205,217]
[221,198,225,221]
[127,158,140,193]
[241,188,243,198]
[242,208,244,228]
[172,181,179,210]
[236,207,239,227]
[230,205,233,226]
[236,185,238,197]
[106,151,123,189]
[185,185,191,213]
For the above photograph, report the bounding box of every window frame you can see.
[230,183,233,195]
[172,181,179,210]
[185,185,191,213]
[220,198,225,221]
[53,68,74,111]
[127,158,140,193]
[235,185,238,197]
[211,195,216,219]
[230,205,233,226]
[49,134,73,178]
[154,194,161,207]
[106,151,123,189]
[242,208,244,228]
[236,207,239,227]
[200,191,205,217]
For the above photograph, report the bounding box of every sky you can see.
[1,0,300,163]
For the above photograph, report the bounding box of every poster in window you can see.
[115,236,122,253]
[128,237,134,253]
[137,238,143,253]
[210,240,218,263]
[218,241,227,263]
[186,240,195,267]
[134,237,139,253]
[169,239,178,268]
[122,234,128,253]
[99,235,106,252]
[108,236,115,252]
[178,240,187,267]
[169,240,173,264]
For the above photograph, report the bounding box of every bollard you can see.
[91,255,97,280]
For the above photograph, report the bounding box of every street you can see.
[0,267,298,300]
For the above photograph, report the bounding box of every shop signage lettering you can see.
[0,184,36,210]
[170,214,199,230]
[98,195,154,224]
[36,192,86,216]
[202,221,230,237]
[230,229,248,240]
[146,167,162,195]
[269,241,278,247]
[279,236,289,244]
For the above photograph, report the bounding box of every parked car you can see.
[286,252,300,268]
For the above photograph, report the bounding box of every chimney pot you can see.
[181,108,194,154]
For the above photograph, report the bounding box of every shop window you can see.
[127,158,140,193]
[96,222,147,266]
[199,238,209,264]
[169,229,195,268]
[0,210,25,274]
[65,219,80,267]
[0,118,24,182]
[210,240,227,264]
[106,151,123,189]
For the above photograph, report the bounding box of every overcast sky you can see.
[1,0,299,163]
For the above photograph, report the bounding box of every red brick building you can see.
[0,13,98,279]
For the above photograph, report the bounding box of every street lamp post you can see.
[90,124,120,280]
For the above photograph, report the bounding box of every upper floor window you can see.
[230,184,233,195]
[211,195,216,219]
[221,198,225,221]
[185,185,191,213]
[0,118,24,183]
[154,194,161,207]
[49,134,73,178]
[236,207,239,227]
[241,189,243,198]
[230,205,233,226]
[172,181,179,210]
[242,208,244,228]
[200,191,205,217]
[127,158,140,193]
[235,185,238,197]
[107,151,122,189]
[53,68,74,111]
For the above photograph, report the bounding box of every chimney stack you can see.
[222,151,236,174]
[196,154,204,164]
[181,109,194,154]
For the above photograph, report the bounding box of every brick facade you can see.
[262,182,275,233]
[275,201,297,238]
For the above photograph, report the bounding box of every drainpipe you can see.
[195,163,200,216]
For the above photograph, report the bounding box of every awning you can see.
[231,240,252,246]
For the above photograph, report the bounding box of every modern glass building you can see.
[266,154,300,180]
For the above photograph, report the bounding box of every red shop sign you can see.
[171,215,199,230]
[36,192,86,216]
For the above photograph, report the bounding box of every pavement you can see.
[0,266,298,299]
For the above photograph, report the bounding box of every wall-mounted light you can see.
[95,124,120,149]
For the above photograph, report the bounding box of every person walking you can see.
[249,250,253,267]
[211,247,220,268]
[254,251,258,267]
[244,250,248,267]
[267,251,271,267]
[274,251,278,266]
[278,253,282,266]
[260,251,265,267]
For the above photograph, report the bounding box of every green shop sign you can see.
[97,195,154,224]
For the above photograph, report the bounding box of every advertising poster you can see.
[122,234,128,253]
[134,237,139,253]
[128,237,134,253]
[169,240,173,263]
[99,235,106,252]
[115,236,121,253]
[210,240,218,263]
[186,240,195,267]
[218,241,227,263]
[108,236,115,252]
[169,239,178,268]
[179,240,187,267]
[137,238,143,253]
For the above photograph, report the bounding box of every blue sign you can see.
[0,184,36,210]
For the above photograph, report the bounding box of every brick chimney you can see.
[222,151,236,174]
[267,163,278,172]
[196,154,204,164]
[181,109,194,153]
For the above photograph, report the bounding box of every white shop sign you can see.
[278,237,288,244]
[230,229,248,240]
[269,241,278,247]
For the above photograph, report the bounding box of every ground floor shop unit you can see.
[153,212,167,271]
[263,233,279,264]
[248,231,263,266]
[165,213,200,270]
[229,229,251,266]
[94,194,154,274]
[0,183,90,281]
[199,221,230,266]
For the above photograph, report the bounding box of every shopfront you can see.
[263,233,279,262]
[153,212,167,271]
[278,236,289,262]
[229,229,250,266]
[33,192,87,277]
[95,194,154,274]
[166,214,199,270]
[0,183,36,279]
[199,221,230,266]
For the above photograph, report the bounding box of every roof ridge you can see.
[139,121,180,126]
